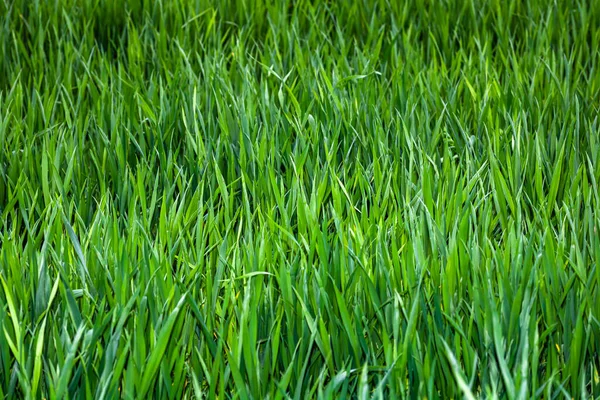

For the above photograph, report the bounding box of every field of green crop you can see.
[1,0,600,398]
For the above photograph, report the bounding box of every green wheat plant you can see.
[1,0,599,398]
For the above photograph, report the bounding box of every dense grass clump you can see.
[1,0,600,398]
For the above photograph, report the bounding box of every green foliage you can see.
[1,0,600,398]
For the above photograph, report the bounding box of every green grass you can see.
[1,0,600,398]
